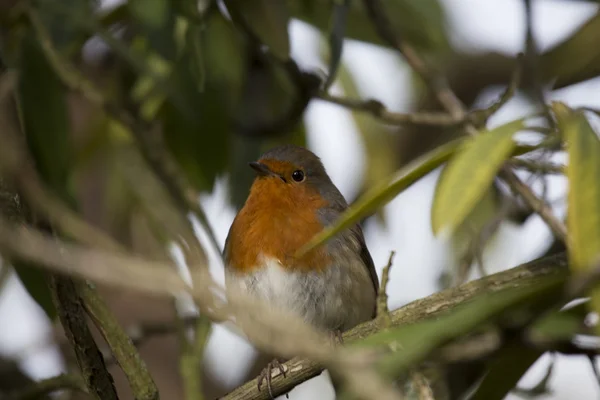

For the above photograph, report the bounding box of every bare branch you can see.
[317,93,460,126]
[377,251,395,326]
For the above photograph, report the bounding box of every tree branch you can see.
[220,254,569,400]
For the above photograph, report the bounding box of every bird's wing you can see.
[354,224,379,294]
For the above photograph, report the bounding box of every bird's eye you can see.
[291,170,305,182]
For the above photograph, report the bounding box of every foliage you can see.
[0,0,600,399]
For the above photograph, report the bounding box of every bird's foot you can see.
[257,358,287,399]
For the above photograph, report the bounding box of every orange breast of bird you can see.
[226,169,331,274]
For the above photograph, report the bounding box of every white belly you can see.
[225,256,375,332]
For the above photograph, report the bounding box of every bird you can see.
[223,145,379,398]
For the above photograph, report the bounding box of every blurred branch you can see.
[0,71,158,400]
[220,254,569,400]
[317,92,460,126]
[5,374,87,400]
[363,0,567,243]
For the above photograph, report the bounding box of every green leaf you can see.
[542,12,600,89]
[470,341,543,400]
[323,0,351,90]
[224,0,290,60]
[555,104,600,271]
[297,139,463,257]
[203,10,245,110]
[18,33,73,202]
[431,119,524,235]
[13,263,57,320]
[161,80,230,192]
[16,32,73,320]
[554,103,600,335]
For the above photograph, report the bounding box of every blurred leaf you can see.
[323,0,350,90]
[298,139,463,257]
[128,0,176,60]
[16,32,74,320]
[203,10,246,110]
[543,12,600,89]
[431,120,524,235]
[529,308,583,343]
[358,268,565,378]
[161,75,230,191]
[18,33,73,201]
[224,0,290,60]
[128,0,169,29]
[183,20,205,91]
[12,263,56,320]
[290,0,448,52]
[35,0,94,51]
[554,103,600,335]
[470,341,543,400]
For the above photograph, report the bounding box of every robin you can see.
[224,145,379,397]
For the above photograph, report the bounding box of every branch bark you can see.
[220,253,569,400]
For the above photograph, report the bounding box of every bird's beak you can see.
[249,162,278,178]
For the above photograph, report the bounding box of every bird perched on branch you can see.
[224,145,379,397]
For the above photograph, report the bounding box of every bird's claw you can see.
[257,359,287,399]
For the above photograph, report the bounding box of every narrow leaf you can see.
[323,0,351,90]
[224,0,290,60]
[555,104,600,271]
[554,102,600,336]
[18,33,73,201]
[297,139,463,257]
[431,119,524,235]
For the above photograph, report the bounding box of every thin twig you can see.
[470,53,524,126]
[509,158,565,175]
[318,92,460,126]
[5,374,87,400]
[376,251,395,327]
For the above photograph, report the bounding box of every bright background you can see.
[2,1,600,399]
